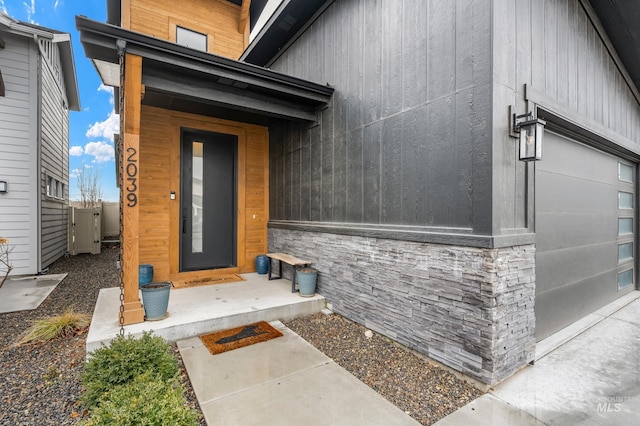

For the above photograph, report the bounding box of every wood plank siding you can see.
[39,39,70,268]
[268,0,493,239]
[0,33,38,274]
[138,106,268,282]
[123,0,248,59]
[492,0,640,234]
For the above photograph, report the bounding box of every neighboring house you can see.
[0,13,80,276]
[76,0,640,386]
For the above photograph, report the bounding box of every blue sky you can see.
[1,0,120,201]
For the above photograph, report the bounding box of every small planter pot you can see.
[296,268,318,297]
[255,255,269,275]
[139,264,153,288]
[140,282,170,320]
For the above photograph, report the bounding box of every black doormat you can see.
[200,321,283,355]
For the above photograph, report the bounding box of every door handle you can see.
[182,216,187,234]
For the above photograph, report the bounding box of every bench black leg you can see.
[292,266,298,293]
[268,259,283,281]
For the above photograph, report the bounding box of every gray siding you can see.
[0,33,38,275]
[492,0,640,234]
[268,0,493,243]
[39,39,70,268]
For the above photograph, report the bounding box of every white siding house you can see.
[0,13,80,275]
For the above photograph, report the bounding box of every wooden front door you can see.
[180,130,237,271]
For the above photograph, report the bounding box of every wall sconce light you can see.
[513,112,545,161]
[0,181,7,193]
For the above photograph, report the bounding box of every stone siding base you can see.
[269,227,536,385]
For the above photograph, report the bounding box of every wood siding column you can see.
[121,53,144,325]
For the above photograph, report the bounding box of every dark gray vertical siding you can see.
[269,0,493,236]
[494,0,640,235]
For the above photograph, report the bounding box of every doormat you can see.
[172,274,245,289]
[200,321,283,355]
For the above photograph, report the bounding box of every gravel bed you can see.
[284,313,482,425]
[0,248,482,425]
[0,247,206,426]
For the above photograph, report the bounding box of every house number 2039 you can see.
[125,147,138,207]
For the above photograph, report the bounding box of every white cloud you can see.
[0,1,7,14]
[70,168,81,179]
[54,0,59,10]
[86,111,119,142]
[69,146,84,156]
[98,84,115,105]
[23,0,35,23]
[84,141,114,163]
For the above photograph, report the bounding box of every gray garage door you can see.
[535,131,635,341]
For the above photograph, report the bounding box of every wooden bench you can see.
[266,253,312,293]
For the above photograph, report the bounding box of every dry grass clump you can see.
[20,309,91,344]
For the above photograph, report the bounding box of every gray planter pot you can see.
[140,282,170,320]
[296,268,318,297]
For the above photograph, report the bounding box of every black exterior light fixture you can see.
[513,112,545,161]
[0,181,7,193]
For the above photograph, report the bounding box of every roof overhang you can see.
[241,0,331,66]
[0,12,80,111]
[75,15,333,124]
[588,0,640,96]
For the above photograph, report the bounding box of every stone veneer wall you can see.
[269,227,536,385]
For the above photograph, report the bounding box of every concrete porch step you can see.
[86,273,325,354]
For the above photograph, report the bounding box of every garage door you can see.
[535,131,636,340]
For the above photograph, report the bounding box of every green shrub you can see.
[81,371,198,426]
[81,332,179,409]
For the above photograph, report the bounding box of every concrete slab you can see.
[492,303,640,425]
[432,394,544,426]
[179,321,420,426]
[535,291,640,360]
[86,273,325,354]
[0,274,67,313]
[177,322,330,402]
[611,298,640,326]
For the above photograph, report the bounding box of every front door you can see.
[180,130,237,271]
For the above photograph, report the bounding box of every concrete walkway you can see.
[0,273,67,313]
[435,290,640,426]
[176,287,640,425]
[178,319,420,425]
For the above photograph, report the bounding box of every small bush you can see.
[81,371,198,426]
[20,309,90,344]
[81,332,179,409]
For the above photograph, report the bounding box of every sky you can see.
[1,0,120,201]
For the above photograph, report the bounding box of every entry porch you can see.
[86,273,325,353]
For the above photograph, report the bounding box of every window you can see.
[618,243,633,263]
[618,218,633,235]
[619,192,633,209]
[619,162,634,183]
[618,269,633,290]
[46,175,65,200]
[176,26,207,51]
[47,176,54,197]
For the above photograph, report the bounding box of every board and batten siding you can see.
[39,39,70,269]
[268,0,494,244]
[0,33,39,274]
[493,0,640,234]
